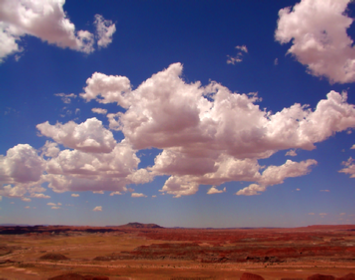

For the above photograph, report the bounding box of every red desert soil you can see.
[0,223,354,279]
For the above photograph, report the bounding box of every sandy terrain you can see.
[0,224,354,279]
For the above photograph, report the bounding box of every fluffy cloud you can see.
[92,108,108,115]
[78,63,355,197]
[94,14,116,48]
[0,0,115,62]
[131,193,147,198]
[0,144,44,184]
[71,194,79,197]
[275,0,355,83]
[30,193,50,198]
[41,141,60,158]
[339,157,355,178]
[37,118,116,153]
[93,206,102,211]
[207,186,226,194]
[55,93,77,104]
[227,45,248,65]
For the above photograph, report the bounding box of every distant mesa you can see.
[120,222,163,229]
[39,253,69,261]
[240,272,265,280]
[307,275,335,280]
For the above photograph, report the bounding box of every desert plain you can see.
[0,223,354,280]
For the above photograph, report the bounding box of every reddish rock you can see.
[40,253,69,260]
[337,273,355,280]
[240,272,265,280]
[307,274,335,280]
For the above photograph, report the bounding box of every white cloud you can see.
[207,186,226,194]
[77,63,355,197]
[94,14,116,48]
[109,191,122,196]
[275,0,355,83]
[227,45,248,64]
[351,144,355,149]
[55,93,77,104]
[296,188,300,191]
[92,108,108,115]
[152,195,157,198]
[21,197,31,202]
[308,212,315,215]
[236,159,317,195]
[71,194,79,197]
[285,149,297,157]
[30,193,50,198]
[339,157,355,178]
[131,193,147,198]
[0,0,100,62]
[47,202,56,206]
[37,118,116,153]
[93,206,102,211]
[25,206,30,209]
[51,206,60,209]
[41,141,60,158]
[320,189,330,192]
[80,72,131,105]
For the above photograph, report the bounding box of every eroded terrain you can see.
[0,224,354,279]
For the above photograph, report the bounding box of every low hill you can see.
[120,222,163,229]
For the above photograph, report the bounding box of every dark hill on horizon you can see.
[118,222,163,229]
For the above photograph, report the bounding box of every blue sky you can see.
[0,0,355,227]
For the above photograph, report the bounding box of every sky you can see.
[1,0,355,228]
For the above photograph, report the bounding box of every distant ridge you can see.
[120,222,163,229]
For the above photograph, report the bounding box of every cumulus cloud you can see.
[207,186,226,194]
[92,108,108,115]
[30,193,50,198]
[339,157,355,178]
[93,191,104,194]
[37,118,116,153]
[77,63,355,197]
[94,14,116,48]
[131,193,147,198]
[0,0,116,62]
[41,141,60,158]
[275,0,355,83]
[21,197,31,202]
[47,202,56,206]
[71,194,79,197]
[351,144,355,149]
[93,206,102,211]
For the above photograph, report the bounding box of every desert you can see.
[0,224,354,279]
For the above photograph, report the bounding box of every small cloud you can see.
[131,193,147,198]
[31,193,50,199]
[55,93,77,104]
[21,197,31,202]
[227,45,248,65]
[319,213,327,216]
[320,190,330,192]
[285,149,297,156]
[235,45,248,53]
[340,213,346,216]
[92,108,108,115]
[71,194,80,197]
[351,144,355,149]
[93,191,104,194]
[75,108,80,115]
[308,212,315,215]
[207,186,226,194]
[47,202,56,206]
[24,206,30,209]
[110,191,122,196]
[127,188,135,193]
[57,203,62,206]
[152,195,157,198]
[93,206,102,211]
[274,58,278,65]
[51,206,60,209]
[296,188,300,191]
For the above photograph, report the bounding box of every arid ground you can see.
[0,224,354,279]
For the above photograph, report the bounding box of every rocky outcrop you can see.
[240,272,265,280]
[40,253,69,260]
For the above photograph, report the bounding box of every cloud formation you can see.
[0,0,115,62]
[339,157,355,178]
[2,63,355,199]
[275,0,355,83]
[93,206,102,211]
